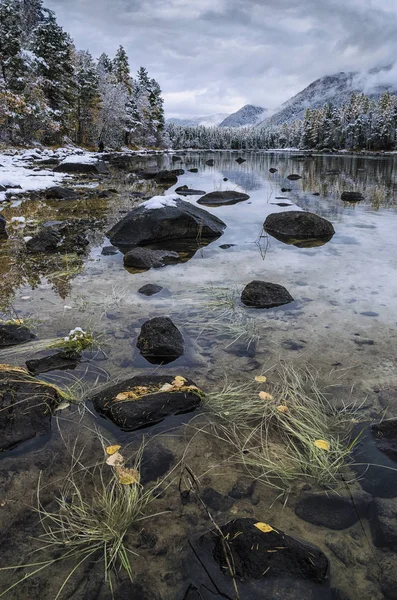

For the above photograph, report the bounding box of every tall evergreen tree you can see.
[75,50,100,145]
[0,0,26,92]
[113,45,131,91]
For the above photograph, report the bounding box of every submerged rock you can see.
[123,247,179,269]
[26,224,89,255]
[172,155,182,162]
[101,245,118,256]
[107,196,226,249]
[287,174,302,180]
[295,490,372,530]
[45,187,79,200]
[153,170,180,185]
[370,497,397,549]
[264,211,335,247]
[91,374,203,431]
[0,322,36,347]
[26,227,61,253]
[197,190,250,206]
[138,284,163,296]
[54,160,109,175]
[241,280,294,308]
[137,316,184,363]
[188,168,199,173]
[205,159,214,166]
[175,185,206,196]
[341,191,364,202]
[0,365,62,450]
[269,167,278,173]
[236,157,246,164]
[26,351,80,375]
[201,487,234,512]
[140,443,176,484]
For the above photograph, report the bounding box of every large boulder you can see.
[197,190,250,207]
[123,247,179,269]
[137,316,184,364]
[241,280,294,308]
[295,490,372,530]
[53,159,109,175]
[91,374,203,431]
[0,321,36,347]
[107,195,226,249]
[0,365,62,450]
[264,211,335,247]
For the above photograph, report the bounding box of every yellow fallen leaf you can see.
[106,445,121,456]
[106,451,124,467]
[313,439,330,451]
[255,376,267,383]
[276,405,289,414]
[115,391,138,401]
[116,466,141,485]
[259,391,274,401]
[254,522,275,534]
[172,376,187,388]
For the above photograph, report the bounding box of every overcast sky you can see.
[46,0,397,119]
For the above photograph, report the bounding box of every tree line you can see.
[167,92,397,151]
[0,0,165,147]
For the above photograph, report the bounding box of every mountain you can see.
[166,113,228,127]
[219,104,267,127]
[259,68,397,128]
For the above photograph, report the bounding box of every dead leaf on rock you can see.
[106,444,121,456]
[276,405,289,414]
[172,376,186,388]
[259,391,273,401]
[115,391,138,402]
[254,522,276,534]
[255,375,267,383]
[106,451,124,467]
[116,466,141,485]
[159,383,173,393]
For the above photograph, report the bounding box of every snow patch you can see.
[60,154,99,165]
[142,194,180,210]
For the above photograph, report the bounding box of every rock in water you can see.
[287,173,302,180]
[0,365,62,450]
[341,191,364,202]
[264,211,335,247]
[241,280,294,308]
[123,247,179,269]
[26,227,61,253]
[137,316,184,363]
[107,195,226,248]
[53,160,109,174]
[188,168,198,173]
[205,518,329,583]
[154,170,179,185]
[175,185,206,196]
[197,190,250,206]
[236,157,246,164]
[0,322,36,347]
[26,351,80,375]
[138,284,163,296]
[269,167,278,173]
[370,498,397,549]
[295,490,372,530]
[205,159,214,166]
[91,374,202,431]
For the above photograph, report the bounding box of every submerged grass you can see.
[202,363,359,496]
[0,439,166,599]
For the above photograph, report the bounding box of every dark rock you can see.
[137,316,184,363]
[352,420,397,497]
[53,160,109,175]
[241,280,294,309]
[269,167,278,173]
[172,155,182,162]
[379,555,397,599]
[354,338,375,346]
[45,187,79,200]
[197,190,250,206]
[205,159,214,166]
[287,174,302,180]
[154,170,179,185]
[0,366,62,450]
[208,518,329,583]
[0,322,36,347]
[264,211,335,247]
[26,351,80,375]
[107,197,226,249]
[182,585,204,600]
[236,157,246,164]
[295,490,372,530]
[172,168,185,176]
[140,443,176,484]
[123,247,179,269]
[201,488,234,512]
[101,245,118,256]
[324,533,357,566]
[26,227,61,253]
[188,168,198,173]
[313,192,320,196]
[35,157,59,166]
[370,498,397,549]
[281,339,305,351]
[223,177,228,181]
[91,374,202,431]
[219,244,236,249]
[175,186,206,196]
[341,192,364,202]
[138,284,163,296]
[228,478,256,499]
[281,188,292,192]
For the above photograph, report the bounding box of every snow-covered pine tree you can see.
[0,0,27,93]
[113,45,132,92]
[75,50,100,146]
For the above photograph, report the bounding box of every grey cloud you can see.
[45,0,397,118]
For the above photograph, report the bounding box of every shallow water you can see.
[1,151,397,599]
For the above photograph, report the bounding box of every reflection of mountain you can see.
[220,169,263,192]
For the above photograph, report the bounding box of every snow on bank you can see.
[142,194,180,210]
